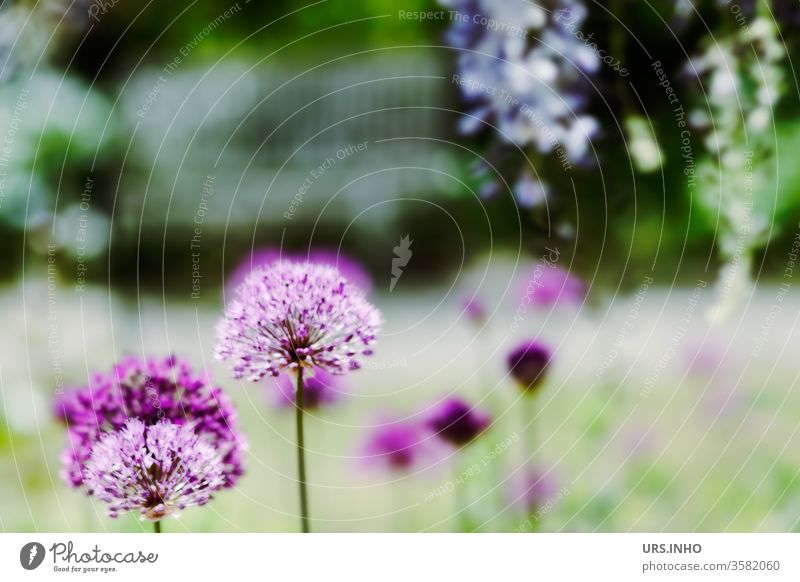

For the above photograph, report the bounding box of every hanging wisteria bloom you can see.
[427,398,491,447]
[85,419,226,521]
[216,261,381,380]
[54,354,245,489]
[441,0,600,206]
[443,0,599,156]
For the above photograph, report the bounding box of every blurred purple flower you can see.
[507,340,551,393]
[227,247,372,295]
[54,355,245,489]
[516,265,586,308]
[270,369,343,410]
[85,419,226,521]
[509,470,558,514]
[363,419,434,472]
[216,261,381,380]
[461,294,487,324]
[427,398,491,447]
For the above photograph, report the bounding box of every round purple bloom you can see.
[363,420,433,472]
[517,266,586,308]
[85,419,226,521]
[54,355,245,489]
[270,369,342,410]
[427,398,490,447]
[216,261,382,380]
[461,294,487,324]
[509,470,558,514]
[227,247,373,296]
[507,341,551,393]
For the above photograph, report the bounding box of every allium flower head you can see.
[507,340,551,393]
[216,261,381,380]
[54,355,245,489]
[461,294,487,324]
[363,419,433,472]
[427,398,490,447]
[85,419,225,520]
[509,470,558,514]
[227,247,372,296]
[516,265,586,308]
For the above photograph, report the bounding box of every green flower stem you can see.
[296,368,311,533]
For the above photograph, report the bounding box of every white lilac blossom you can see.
[84,419,226,521]
[686,18,784,319]
[216,261,382,380]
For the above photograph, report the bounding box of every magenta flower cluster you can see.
[54,354,245,490]
[215,261,382,380]
[84,419,226,520]
[364,398,492,472]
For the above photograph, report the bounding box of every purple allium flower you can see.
[54,355,245,489]
[227,247,373,296]
[271,369,342,410]
[507,340,551,393]
[509,470,558,514]
[363,420,433,472]
[85,419,226,521]
[215,261,382,380]
[461,294,487,324]
[427,398,490,447]
[517,265,586,308]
